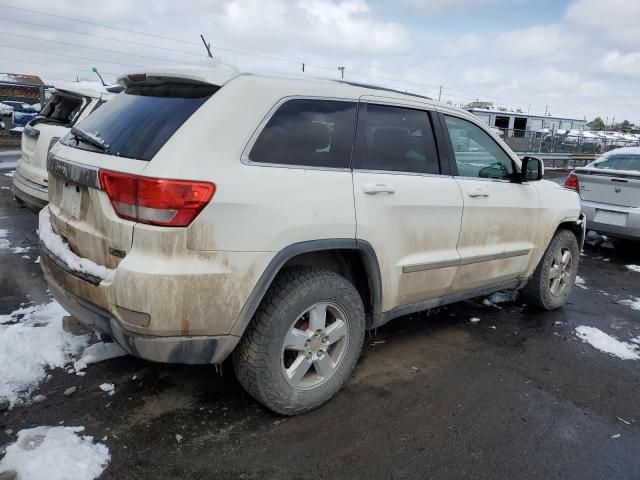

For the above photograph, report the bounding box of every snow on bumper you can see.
[38,207,115,283]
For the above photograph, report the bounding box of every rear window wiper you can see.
[70,127,110,153]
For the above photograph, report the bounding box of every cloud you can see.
[400,0,501,12]
[566,0,640,51]
[600,51,640,77]
[463,68,501,85]
[494,24,579,61]
[214,0,411,56]
[445,33,483,56]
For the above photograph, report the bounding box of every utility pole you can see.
[338,66,345,79]
[438,85,442,101]
[302,63,305,73]
[200,34,213,58]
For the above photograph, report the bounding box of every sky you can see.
[0,0,638,123]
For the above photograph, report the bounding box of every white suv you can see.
[13,83,117,210]
[38,67,585,415]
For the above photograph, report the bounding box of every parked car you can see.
[565,147,639,247]
[38,68,585,415]
[0,101,15,116]
[12,83,115,210]
[2,101,40,135]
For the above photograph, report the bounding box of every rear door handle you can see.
[363,184,395,195]
[468,187,490,197]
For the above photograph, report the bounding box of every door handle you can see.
[468,187,490,197]
[363,184,395,195]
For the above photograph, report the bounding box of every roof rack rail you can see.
[335,80,433,101]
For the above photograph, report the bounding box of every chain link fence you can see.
[0,83,45,151]
[496,128,640,155]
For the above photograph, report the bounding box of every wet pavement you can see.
[1,170,639,479]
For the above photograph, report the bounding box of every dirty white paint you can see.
[575,326,640,360]
[39,208,115,282]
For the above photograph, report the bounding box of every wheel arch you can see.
[230,239,383,337]
[556,213,587,249]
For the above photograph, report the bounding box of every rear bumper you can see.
[581,200,640,240]
[12,170,48,211]
[40,247,240,364]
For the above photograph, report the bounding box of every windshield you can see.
[592,154,640,172]
[61,82,218,161]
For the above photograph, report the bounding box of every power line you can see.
[0,3,200,46]
[0,43,144,68]
[0,17,202,57]
[0,2,599,119]
[2,56,119,77]
[0,31,195,65]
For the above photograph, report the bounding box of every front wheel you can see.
[233,267,365,415]
[521,229,580,310]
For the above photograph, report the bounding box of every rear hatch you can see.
[19,90,90,186]
[575,154,640,208]
[46,75,219,270]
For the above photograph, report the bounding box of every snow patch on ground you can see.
[575,326,640,360]
[469,317,481,324]
[619,297,640,311]
[575,276,588,289]
[39,208,115,282]
[483,290,517,308]
[2,170,15,177]
[624,265,640,273]
[0,426,110,480]
[99,383,115,396]
[0,228,9,248]
[0,301,89,406]
[74,342,127,372]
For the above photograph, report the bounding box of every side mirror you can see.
[521,156,544,182]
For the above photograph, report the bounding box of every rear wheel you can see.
[522,229,580,310]
[233,267,365,415]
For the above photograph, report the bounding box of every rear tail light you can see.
[563,173,580,193]
[47,136,60,155]
[98,169,215,227]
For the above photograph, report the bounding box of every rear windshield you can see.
[61,82,218,161]
[34,91,85,127]
[593,154,640,172]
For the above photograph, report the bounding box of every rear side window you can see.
[249,99,356,169]
[593,154,640,172]
[61,82,218,161]
[352,104,440,174]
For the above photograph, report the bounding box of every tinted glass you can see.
[61,82,217,161]
[250,99,356,169]
[444,115,514,179]
[353,104,440,174]
[592,154,640,172]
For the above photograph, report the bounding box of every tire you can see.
[232,267,365,415]
[521,229,580,310]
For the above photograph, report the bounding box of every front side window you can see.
[444,115,514,179]
[353,104,440,174]
[249,99,356,169]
